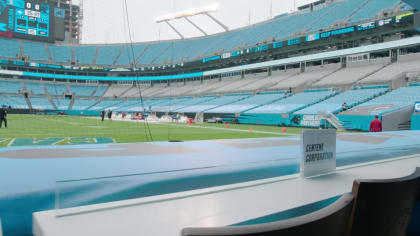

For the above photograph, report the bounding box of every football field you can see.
[0,114,308,147]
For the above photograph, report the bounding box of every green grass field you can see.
[0,114,310,147]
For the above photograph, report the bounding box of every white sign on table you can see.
[301,129,337,178]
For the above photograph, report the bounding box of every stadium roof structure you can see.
[402,0,420,10]
[155,3,228,39]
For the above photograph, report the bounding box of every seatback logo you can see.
[415,102,420,112]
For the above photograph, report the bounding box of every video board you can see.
[0,0,54,42]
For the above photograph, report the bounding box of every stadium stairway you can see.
[46,95,57,110]
[398,121,411,130]
[45,43,52,62]
[69,97,75,110]
[92,47,99,65]
[24,95,32,110]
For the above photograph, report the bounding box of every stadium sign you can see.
[301,129,336,178]
[415,101,420,112]
[300,115,321,127]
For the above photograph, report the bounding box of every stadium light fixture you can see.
[155,3,219,23]
[155,3,228,39]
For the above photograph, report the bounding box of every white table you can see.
[33,155,420,236]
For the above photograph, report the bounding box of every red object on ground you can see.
[225,124,230,128]
[249,128,253,133]
[187,118,195,125]
[370,118,382,132]
[281,127,287,133]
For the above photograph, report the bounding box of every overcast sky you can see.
[78,0,315,44]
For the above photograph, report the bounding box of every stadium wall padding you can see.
[337,115,376,131]
[411,114,420,130]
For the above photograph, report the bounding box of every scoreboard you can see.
[0,0,54,42]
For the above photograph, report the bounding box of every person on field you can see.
[369,115,382,132]
[100,110,105,122]
[107,110,112,120]
[0,105,7,128]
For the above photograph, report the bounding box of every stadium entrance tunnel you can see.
[1,137,115,147]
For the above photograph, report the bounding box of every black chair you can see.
[182,193,354,236]
[348,167,420,236]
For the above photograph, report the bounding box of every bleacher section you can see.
[45,84,67,96]
[359,54,420,84]
[296,87,388,115]
[239,70,300,91]
[22,41,49,61]
[115,99,164,112]
[0,38,20,59]
[90,99,124,111]
[74,46,97,65]
[153,96,216,112]
[116,45,147,66]
[207,92,285,113]
[96,46,122,65]
[349,0,400,23]
[70,85,97,96]
[0,96,28,109]
[136,42,171,65]
[53,98,71,110]
[308,0,367,32]
[273,65,339,89]
[72,99,98,110]
[94,86,108,97]
[48,45,72,63]
[24,82,45,95]
[247,90,336,114]
[104,84,132,97]
[313,58,389,87]
[345,86,420,115]
[0,81,22,94]
[30,96,53,110]
[176,94,250,113]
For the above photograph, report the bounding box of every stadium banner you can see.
[300,129,336,178]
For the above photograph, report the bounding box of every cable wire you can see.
[122,0,154,142]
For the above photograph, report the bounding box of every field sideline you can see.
[0,114,310,147]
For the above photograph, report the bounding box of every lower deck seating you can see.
[30,97,53,110]
[207,92,285,113]
[53,98,71,110]
[247,90,336,114]
[72,99,98,110]
[0,81,22,94]
[176,95,250,113]
[0,96,28,109]
[24,82,45,95]
[295,88,388,115]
